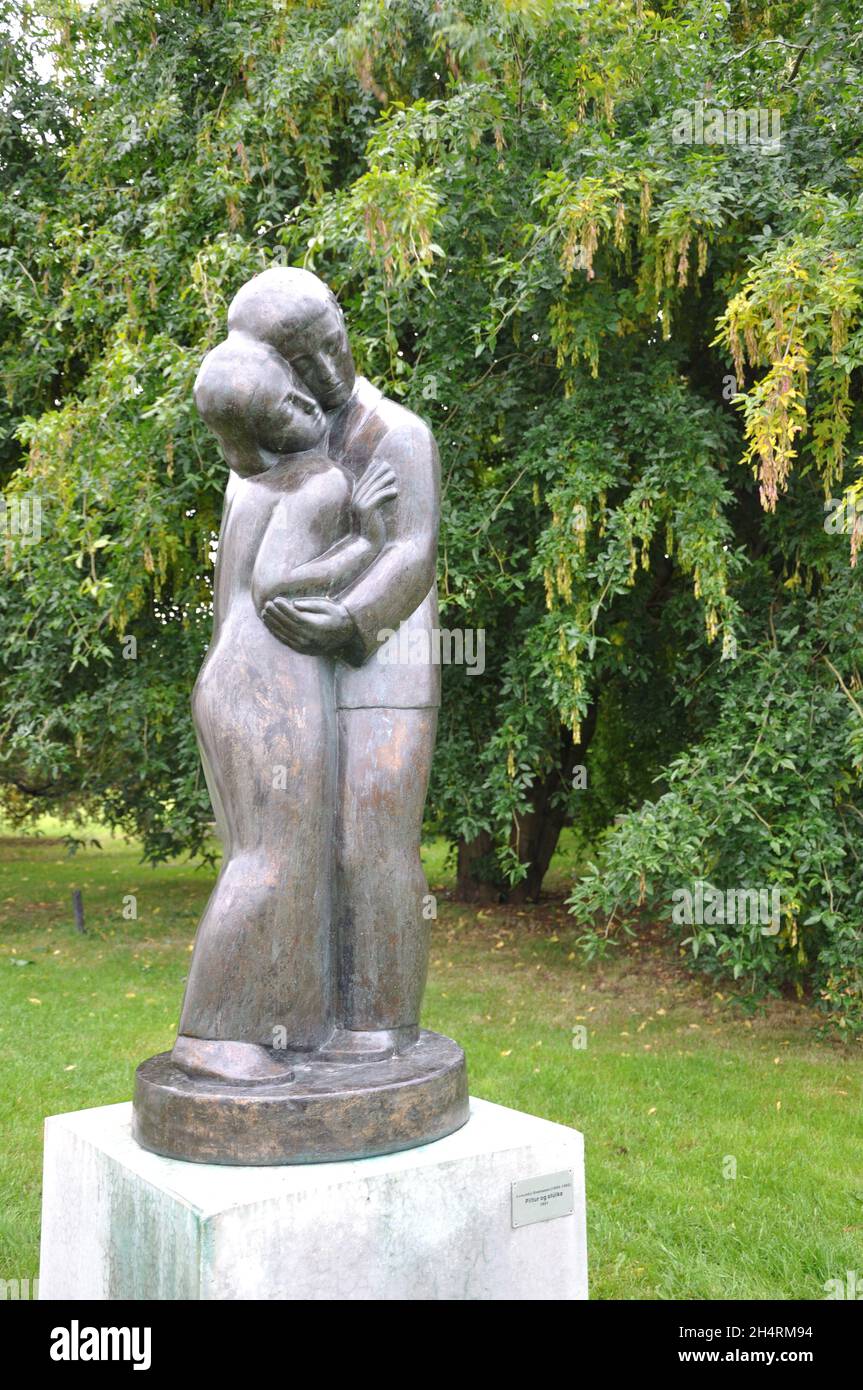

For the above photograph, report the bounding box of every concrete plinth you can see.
[39,1097,588,1301]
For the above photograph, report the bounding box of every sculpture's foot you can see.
[171,1035,295,1087]
[316,1026,419,1062]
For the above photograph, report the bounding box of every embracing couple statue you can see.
[133,269,468,1164]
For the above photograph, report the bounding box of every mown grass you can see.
[0,820,860,1299]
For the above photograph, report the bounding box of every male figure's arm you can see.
[337,415,440,665]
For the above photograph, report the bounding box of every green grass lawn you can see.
[1,820,860,1299]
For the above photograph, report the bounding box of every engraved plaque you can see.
[511,1169,574,1228]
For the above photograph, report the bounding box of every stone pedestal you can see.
[39,1097,588,1301]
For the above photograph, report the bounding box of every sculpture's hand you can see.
[352,460,398,537]
[261,597,357,654]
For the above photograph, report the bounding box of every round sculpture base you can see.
[132,1030,469,1165]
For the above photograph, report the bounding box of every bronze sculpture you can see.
[132,269,468,1164]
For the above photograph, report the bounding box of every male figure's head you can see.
[227,267,356,412]
[194,336,326,476]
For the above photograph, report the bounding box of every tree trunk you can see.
[454,703,599,904]
[455,829,500,902]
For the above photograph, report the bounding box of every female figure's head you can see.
[194,336,326,477]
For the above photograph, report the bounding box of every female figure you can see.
[173,335,395,1083]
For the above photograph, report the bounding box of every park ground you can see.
[0,819,860,1300]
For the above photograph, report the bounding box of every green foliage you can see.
[570,560,863,1033]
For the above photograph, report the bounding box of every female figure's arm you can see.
[255,462,397,603]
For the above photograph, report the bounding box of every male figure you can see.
[227,267,440,1062]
